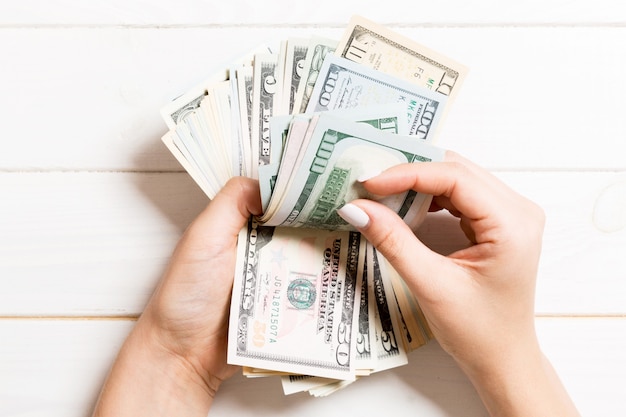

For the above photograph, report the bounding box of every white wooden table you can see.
[2,2,625,416]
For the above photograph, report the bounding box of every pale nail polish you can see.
[357,169,382,183]
[337,203,370,229]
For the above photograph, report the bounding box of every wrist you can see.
[134,309,224,399]
[458,341,580,417]
[92,313,220,417]
[457,333,542,383]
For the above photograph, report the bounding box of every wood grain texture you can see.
[1,1,624,26]
[1,171,624,316]
[0,172,206,316]
[0,317,622,417]
[1,4,624,417]
[1,27,625,171]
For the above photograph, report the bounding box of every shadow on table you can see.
[131,135,209,233]
[213,340,486,417]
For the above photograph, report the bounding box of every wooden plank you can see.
[0,26,335,172]
[421,170,626,315]
[0,171,624,316]
[0,172,208,316]
[513,172,626,315]
[433,26,626,171]
[0,1,624,26]
[536,317,626,416]
[0,319,134,417]
[0,317,622,416]
[1,27,626,171]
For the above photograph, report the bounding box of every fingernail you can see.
[337,203,370,229]
[357,169,382,183]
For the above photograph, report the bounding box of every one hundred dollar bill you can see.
[228,221,365,380]
[336,15,467,101]
[259,114,445,230]
[305,55,447,140]
[258,104,408,212]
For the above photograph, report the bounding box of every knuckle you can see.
[521,198,546,234]
[444,161,470,183]
[444,149,462,163]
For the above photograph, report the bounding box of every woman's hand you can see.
[93,177,262,417]
[338,151,580,417]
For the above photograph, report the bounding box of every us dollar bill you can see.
[202,81,235,180]
[306,55,447,140]
[308,379,355,397]
[229,64,246,176]
[355,247,375,373]
[258,114,312,212]
[236,65,254,177]
[161,130,218,199]
[168,102,230,199]
[282,38,309,115]
[228,220,365,380]
[292,37,338,114]
[251,54,281,178]
[259,113,445,231]
[367,244,408,372]
[384,253,433,351]
[160,46,270,130]
[160,70,229,130]
[281,374,341,395]
[336,15,467,101]
[258,104,408,213]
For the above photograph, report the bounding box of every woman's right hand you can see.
[338,151,580,416]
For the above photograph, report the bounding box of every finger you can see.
[361,158,509,224]
[418,151,512,218]
[444,151,510,194]
[182,177,262,256]
[338,199,456,303]
[196,177,261,226]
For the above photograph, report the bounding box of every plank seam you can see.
[1,23,626,30]
[0,168,624,174]
[1,314,625,321]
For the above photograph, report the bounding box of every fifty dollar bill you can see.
[228,221,365,380]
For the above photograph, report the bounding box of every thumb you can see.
[179,177,262,259]
[338,199,453,302]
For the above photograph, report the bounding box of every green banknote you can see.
[260,113,445,231]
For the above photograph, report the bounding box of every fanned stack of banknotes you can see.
[160,15,468,396]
